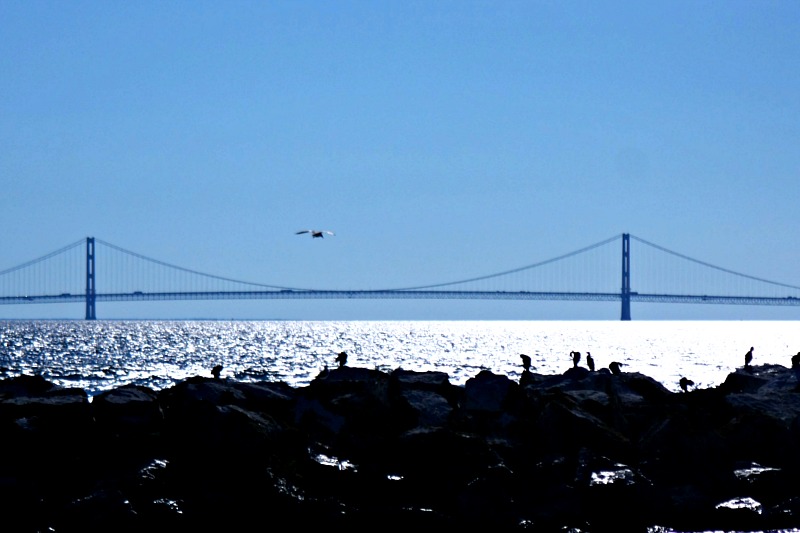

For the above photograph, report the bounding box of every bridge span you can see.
[1,234,799,320]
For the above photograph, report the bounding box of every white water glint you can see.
[0,320,797,396]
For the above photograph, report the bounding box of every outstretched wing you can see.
[297,230,335,237]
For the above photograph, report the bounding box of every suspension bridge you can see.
[1,234,799,320]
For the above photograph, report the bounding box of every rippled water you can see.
[1,319,798,397]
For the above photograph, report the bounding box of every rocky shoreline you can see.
[2,363,800,532]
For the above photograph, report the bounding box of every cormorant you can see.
[679,376,694,392]
[335,351,348,367]
[745,347,754,367]
[571,351,581,368]
[211,364,223,379]
[586,352,595,372]
[609,361,624,375]
[296,230,335,238]
[520,354,532,372]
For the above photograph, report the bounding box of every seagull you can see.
[296,230,335,238]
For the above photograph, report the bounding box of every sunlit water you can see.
[1,320,797,397]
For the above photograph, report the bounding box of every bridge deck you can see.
[3,290,799,307]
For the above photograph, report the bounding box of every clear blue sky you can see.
[2,1,799,321]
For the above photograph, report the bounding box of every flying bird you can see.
[296,230,335,238]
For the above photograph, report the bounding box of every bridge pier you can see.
[621,233,631,321]
[85,237,96,320]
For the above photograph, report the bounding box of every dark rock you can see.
[464,369,519,413]
[92,384,162,435]
[1,364,800,531]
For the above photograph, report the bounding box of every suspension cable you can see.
[0,239,85,276]
[631,235,800,290]
[94,238,294,290]
[382,234,622,291]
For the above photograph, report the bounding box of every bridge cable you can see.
[94,239,297,290]
[0,239,85,276]
[630,235,800,290]
[382,234,621,291]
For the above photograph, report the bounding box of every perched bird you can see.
[609,361,624,375]
[296,230,335,238]
[335,351,348,367]
[586,352,595,372]
[793,353,800,391]
[520,354,532,372]
[211,364,223,379]
[679,376,695,392]
[745,347,754,367]
[571,351,581,368]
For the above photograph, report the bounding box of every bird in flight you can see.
[296,230,335,238]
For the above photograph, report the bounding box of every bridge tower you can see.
[620,233,631,321]
[85,237,96,320]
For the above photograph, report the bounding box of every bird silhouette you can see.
[211,364,223,379]
[520,354,532,372]
[679,376,694,392]
[609,361,624,375]
[745,347,754,367]
[586,352,595,372]
[296,230,335,238]
[335,351,348,367]
[571,351,581,368]
[792,352,800,368]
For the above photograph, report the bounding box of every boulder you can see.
[1,364,800,531]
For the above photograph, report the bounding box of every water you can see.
[1,319,798,397]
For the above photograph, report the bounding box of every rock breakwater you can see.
[2,364,800,532]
